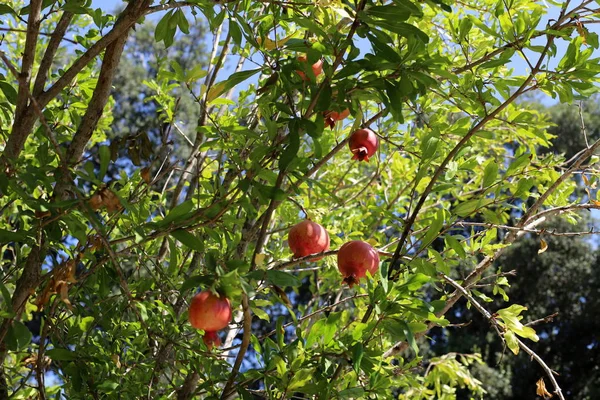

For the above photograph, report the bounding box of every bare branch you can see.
[32,11,74,97]
[220,294,252,399]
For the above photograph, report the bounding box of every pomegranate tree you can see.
[296,55,323,81]
[288,220,330,259]
[337,240,380,287]
[349,128,378,161]
[188,291,232,349]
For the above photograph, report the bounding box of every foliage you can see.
[429,216,600,400]
[1,0,600,399]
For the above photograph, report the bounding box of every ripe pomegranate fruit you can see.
[288,220,330,259]
[337,240,380,287]
[296,55,323,81]
[188,291,232,349]
[324,108,350,129]
[348,128,378,162]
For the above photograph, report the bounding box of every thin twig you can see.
[440,274,565,400]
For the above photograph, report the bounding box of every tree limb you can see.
[32,11,74,97]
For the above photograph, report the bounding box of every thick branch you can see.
[32,11,74,97]
[4,0,43,161]
[64,33,128,164]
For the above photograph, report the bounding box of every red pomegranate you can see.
[324,108,350,129]
[188,291,232,348]
[337,240,380,287]
[348,128,378,162]
[288,220,330,259]
[296,55,323,81]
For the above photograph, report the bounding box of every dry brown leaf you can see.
[582,174,590,186]
[88,193,103,210]
[536,377,553,398]
[140,167,151,184]
[272,285,291,307]
[88,187,123,212]
[35,260,78,310]
[538,238,548,254]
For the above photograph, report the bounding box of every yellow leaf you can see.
[366,238,379,247]
[254,253,266,267]
[112,354,121,369]
[536,377,553,398]
[257,34,293,50]
[592,199,600,207]
[538,239,548,254]
[582,174,590,186]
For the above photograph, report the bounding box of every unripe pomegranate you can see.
[296,55,323,81]
[348,128,378,162]
[324,108,350,129]
[188,291,232,349]
[337,240,380,287]
[288,220,330,259]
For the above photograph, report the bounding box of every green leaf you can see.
[0,80,17,104]
[384,80,405,123]
[453,198,493,217]
[0,280,13,308]
[252,306,270,322]
[458,17,473,41]
[352,343,364,374]
[46,348,78,361]
[161,200,194,226]
[175,9,189,34]
[180,275,212,293]
[401,320,419,354]
[229,19,242,46]
[136,302,148,321]
[0,5,16,15]
[505,152,531,176]
[366,4,412,22]
[97,380,119,393]
[207,69,261,103]
[421,133,439,160]
[504,330,520,355]
[279,120,300,171]
[266,270,300,287]
[482,160,498,188]
[368,33,403,63]
[5,320,31,350]
[98,145,110,180]
[421,209,444,247]
[78,316,95,332]
[154,10,173,42]
[170,229,204,252]
[339,388,365,399]
[445,235,466,259]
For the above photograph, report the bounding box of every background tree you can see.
[1,0,600,399]
[426,99,600,400]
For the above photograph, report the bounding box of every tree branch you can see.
[32,11,74,97]
[3,0,43,161]
[220,294,252,399]
[440,273,566,400]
